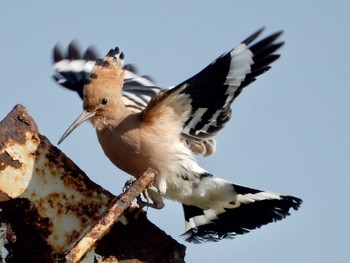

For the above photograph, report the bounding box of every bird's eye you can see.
[101,98,108,105]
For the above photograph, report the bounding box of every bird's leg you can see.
[123,178,145,209]
[122,177,149,208]
[137,187,165,210]
[123,177,164,210]
[136,188,150,211]
[123,169,165,210]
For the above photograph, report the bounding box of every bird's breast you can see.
[95,114,206,202]
[96,123,150,177]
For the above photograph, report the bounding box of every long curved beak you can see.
[58,110,96,145]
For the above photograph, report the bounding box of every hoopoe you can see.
[55,28,302,243]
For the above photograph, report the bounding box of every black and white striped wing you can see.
[52,42,162,112]
[182,179,302,243]
[177,28,284,141]
[121,69,163,112]
[53,42,98,98]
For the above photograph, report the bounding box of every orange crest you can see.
[84,47,126,94]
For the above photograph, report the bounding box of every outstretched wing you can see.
[52,42,162,112]
[180,28,283,139]
[142,28,284,154]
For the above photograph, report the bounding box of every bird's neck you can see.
[93,98,132,131]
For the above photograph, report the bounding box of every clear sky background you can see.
[1,1,349,262]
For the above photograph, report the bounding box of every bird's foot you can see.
[122,177,136,192]
[137,188,165,210]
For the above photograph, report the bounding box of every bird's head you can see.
[58,47,126,144]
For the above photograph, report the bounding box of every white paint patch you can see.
[80,249,104,263]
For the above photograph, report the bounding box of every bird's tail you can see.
[182,179,302,243]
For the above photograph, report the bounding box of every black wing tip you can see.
[107,47,119,57]
[242,27,265,45]
[68,41,81,60]
[267,41,285,55]
[181,229,236,244]
[53,40,99,63]
[124,63,138,73]
[269,30,284,41]
[266,30,284,40]
[242,27,284,46]
[52,75,61,83]
[249,30,285,55]
[181,195,302,243]
[283,195,303,211]
[83,46,99,61]
[259,54,281,66]
[53,43,63,62]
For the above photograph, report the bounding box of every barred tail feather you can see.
[182,183,302,243]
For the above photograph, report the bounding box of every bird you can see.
[54,28,302,243]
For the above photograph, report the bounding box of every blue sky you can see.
[1,1,349,262]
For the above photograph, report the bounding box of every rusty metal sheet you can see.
[0,105,186,263]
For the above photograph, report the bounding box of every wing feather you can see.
[53,30,283,157]
[177,29,284,140]
[141,28,284,156]
[52,41,161,112]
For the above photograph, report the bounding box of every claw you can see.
[122,177,136,192]
[136,188,151,211]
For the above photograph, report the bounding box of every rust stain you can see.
[0,105,38,149]
[0,150,22,171]
[0,105,186,263]
[0,191,10,202]
[0,105,115,257]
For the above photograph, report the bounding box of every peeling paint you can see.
[0,132,39,197]
[0,133,116,253]
[0,105,186,263]
[0,105,116,258]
